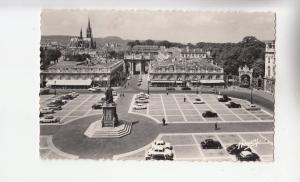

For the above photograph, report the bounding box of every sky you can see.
[41,10,275,43]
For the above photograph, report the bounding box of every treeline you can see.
[127,36,266,77]
[40,47,61,70]
[127,39,185,48]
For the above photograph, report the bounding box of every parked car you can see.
[92,103,103,109]
[50,99,66,105]
[202,111,218,118]
[60,94,73,100]
[136,92,149,99]
[217,95,231,102]
[69,92,79,98]
[166,87,175,91]
[136,98,149,103]
[181,87,191,90]
[40,107,54,114]
[40,115,60,123]
[226,144,252,155]
[133,103,147,110]
[151,140,173,150]
[201,139,223,149]
[145,146,174,160]
[137,82,141,86]
[225,101,241,108]
[245,104,261,111]
[236,151,260,161]
[88,86,101,92]
[192,98,205,104]
[112,90,117,96]
[46,104,62,111]
[138,78,142,82]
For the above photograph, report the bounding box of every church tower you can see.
[86,17,92,38]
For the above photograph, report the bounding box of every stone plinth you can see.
[84,102,132,138]
[84,120,132,138]
[102,103,118,127]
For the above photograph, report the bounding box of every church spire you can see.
[80,26,83,38]
[88,17,91,29]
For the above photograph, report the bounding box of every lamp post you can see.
[148,80,150,95]
[196,80,199,94]
[250,85,253,104]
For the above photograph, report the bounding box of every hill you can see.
[41,35,130,47]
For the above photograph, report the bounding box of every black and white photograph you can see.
[39,10,276,161]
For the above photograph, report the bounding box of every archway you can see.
[240,74,251,88]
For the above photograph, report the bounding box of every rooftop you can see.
[47,59,122,69]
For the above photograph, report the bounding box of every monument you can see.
[84,86,132,138]
[102,87,118,127]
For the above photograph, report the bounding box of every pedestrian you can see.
[214,122,218,130]
[166,91,168,95]
[162,117,166,126]
[184,97,186,102]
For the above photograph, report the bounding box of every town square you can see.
[39,10,275,162]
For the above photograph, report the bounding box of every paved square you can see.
[129,94,274,124]
[116,132,274,162]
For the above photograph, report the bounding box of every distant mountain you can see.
[41,35,131,47]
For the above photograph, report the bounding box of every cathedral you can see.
[69,18,97,49]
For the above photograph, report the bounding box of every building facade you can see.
[149,58,224,87]
[264,40,275,94]
[69,18,96,49]
[40,59,124,89]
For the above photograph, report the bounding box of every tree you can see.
[252,58,265,78]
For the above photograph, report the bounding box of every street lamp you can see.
[250,85,253,104]
[148,80,150,95]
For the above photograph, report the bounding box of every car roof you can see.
[240,151,252,156]
[152,146,164,151]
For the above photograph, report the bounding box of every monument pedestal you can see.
[84,102,132,138]
[102,103,118,127]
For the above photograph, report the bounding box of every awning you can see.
[200,80,225,84]
[150,80,175,83]
[46,79,92,86]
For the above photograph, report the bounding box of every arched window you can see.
[268,66,271,76]
[273,66,276,76]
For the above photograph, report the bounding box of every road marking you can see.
[172,94,188,122]
[45,135,79,159]
[160,94,168,122]
[186,94,206,121]
[60,95,94,122]
[200,95,225,122]
[192,134,206,161]
[259,134,273,145]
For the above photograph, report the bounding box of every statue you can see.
[105,86,114,104]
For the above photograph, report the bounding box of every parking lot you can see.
[114,131,274,162]
[130,94,274,123]
[40,93,118,125]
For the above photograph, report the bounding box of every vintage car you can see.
[133,104,147,110]
[192,98,205,104]
[145,146,174,160]
[151,140,173,150]
[236,151,260,161]
[217,95,231,102]
[201,139,223,149]
[39,107,54,114]
[202,111,218,118]
[46,104,62,111]
[225,101,242,108]
[92,103,103,109]
[226,144,252,155]
[40,115,60,123]
[136,92,149,99]
[135,98,149,103]
[244,104,261,111]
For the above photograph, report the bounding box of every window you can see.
[268,66,271,76]
[208,75,212,80]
